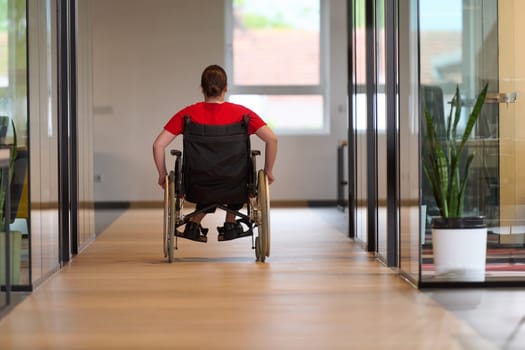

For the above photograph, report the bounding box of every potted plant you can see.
[422,83,489,282]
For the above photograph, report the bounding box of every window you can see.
[226,0,325,134]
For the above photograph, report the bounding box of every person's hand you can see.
[265,170,275,185]
[158,174,166,189]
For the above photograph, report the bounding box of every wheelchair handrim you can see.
[163,175,169,257]
[258,170,270,257]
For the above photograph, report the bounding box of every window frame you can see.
[225,0,329,135]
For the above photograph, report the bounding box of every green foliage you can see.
[241,12,291,29]
[0,0,7,31]
[422,84,488,218]
[354,0,366,28]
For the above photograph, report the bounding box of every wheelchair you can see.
[163,116,270,263]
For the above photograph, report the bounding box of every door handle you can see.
[485,92,518,104]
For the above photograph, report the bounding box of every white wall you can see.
[90,0,348,203]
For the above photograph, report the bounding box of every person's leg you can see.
[224,203,243,223]
[219,203,244,239]
[225,212,236,223]
[192,203,217,223]
[184,203,213,239]
[190,212,206,224]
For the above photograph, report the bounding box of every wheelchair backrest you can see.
[182,116,251,204]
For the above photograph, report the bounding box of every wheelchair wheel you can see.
[255,236,265,262]
[167,172,176,263]
[163,175,169,258]
[257,169,270,260]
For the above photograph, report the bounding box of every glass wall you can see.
[352,0,525,287]
[349,0,398,262]
[375,0,387,261]
[27,0,60,286]
[0,0,29,292]
[77,0,95,250]
[401,0,525,286]
[398,0,420,284]
[352,0,368,244]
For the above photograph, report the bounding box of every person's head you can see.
[201,65,227,98]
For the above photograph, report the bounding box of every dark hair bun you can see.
[201,65,227,98]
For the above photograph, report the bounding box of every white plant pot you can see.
[433,225,487,282]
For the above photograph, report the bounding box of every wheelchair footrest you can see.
[175,230,208,243]
[175,223,208,243]
[217,226,252,241]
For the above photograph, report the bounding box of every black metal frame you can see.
[57,0,78,264]
[365,0,377,252]
[347,0,399,263]
[336,141,348,210]
[385,0,399,267]
[346,0,355,239]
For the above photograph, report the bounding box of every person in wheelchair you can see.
[153,64,278,241]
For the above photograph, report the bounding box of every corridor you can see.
[0,208,512,349]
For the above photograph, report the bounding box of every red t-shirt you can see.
[164,102,266,135]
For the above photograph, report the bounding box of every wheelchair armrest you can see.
[170,150,182,157]
[251,150,261,157]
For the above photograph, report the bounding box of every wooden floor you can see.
[0,208,495,349]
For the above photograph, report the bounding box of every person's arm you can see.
[153,129,177,188]
[255,125,278,184]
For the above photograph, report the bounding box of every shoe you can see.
[183,222,208,242]
[218,222,244,241]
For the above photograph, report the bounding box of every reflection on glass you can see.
[397,0,420,284]
[0,0,29,291]
[28,0,59,286]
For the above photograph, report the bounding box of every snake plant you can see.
[422,84,488,218]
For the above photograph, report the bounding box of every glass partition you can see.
[353,0,368,244]
[27,0,60,286]
[375,0,387,261]
[0,0,28,292]
[398,0,420,284]
[0,0,7,310]
[419,0,525,285]
[77,0,96,250]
